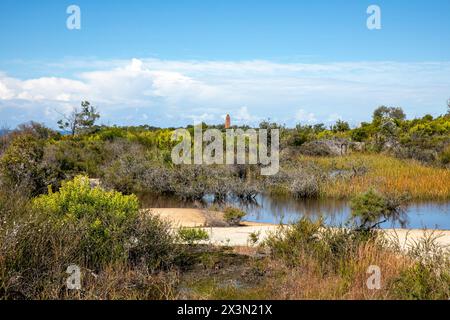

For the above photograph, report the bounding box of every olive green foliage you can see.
[29,175,176,270]
[282,105,450,165]
[264,217,371,272]
[178,227,210,245]
[392,262,450,299]
[331,119,350,133]
[350,190,408,230]
[57,101,100,136]
[100,140,149,194]
[290,123,326,146]
[223,207,247,226]
[0,134,59,195]
[390,230,450,299]
[1,103,449,300]
[1,104,448,202]
[373,106,406,121]
[0,175,177,299]
[438,145,450,166]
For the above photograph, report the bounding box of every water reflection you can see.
[139,193,450,230]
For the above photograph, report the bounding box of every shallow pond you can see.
[140,194,450,230]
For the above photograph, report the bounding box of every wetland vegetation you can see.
[0,103,449,299]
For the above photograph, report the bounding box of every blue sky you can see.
[0,0,449,128]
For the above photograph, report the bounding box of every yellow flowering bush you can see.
[32,175,140,266]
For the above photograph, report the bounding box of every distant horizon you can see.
[1,103,448,133]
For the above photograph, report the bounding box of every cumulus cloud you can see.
[295,109,317,124]
[0,58,449,127]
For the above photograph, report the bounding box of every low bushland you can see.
[182,218,449,300]
[0,107,449,300]
[0,178,448,300]
[0,176,177,299]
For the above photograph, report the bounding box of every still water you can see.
[140,194,450,230]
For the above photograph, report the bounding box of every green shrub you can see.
[350,190,408,230]
[248,231,261,246]
[178,227,209,245]
[351,126,370,142]
[0,175,177,298]
[101,144,148,194]
[223,207,246,226]
[48,139,106,178]
[438,145,450,166]
[0,134,47,195]
[264,217,373,274]
[127,214,177,269]
[392,263,450,300]
[264,217,327,267]
[31,175,140,267]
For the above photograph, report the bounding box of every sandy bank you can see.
[141,208,272,227]
[202,226,450,249]
[142,208,450,249]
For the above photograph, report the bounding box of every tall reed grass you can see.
[307,154,450,199]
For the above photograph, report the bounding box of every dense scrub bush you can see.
[101,140,148,194]
[393,145,438,164]
[166,165,210,200]
[204,166,236,200]
[223,207,246,226]
[47,139,107,178]
[390,232,450,299]
[438,145,450,167]
[0,134,57,195]
[0,175,177,299]
[298,140,339,156]
[28,175,175,270]
[0,132,110,197]
[0,122,59,155]
[264,217,372,273]
[127,214,178,269]
[231,180,261,200]
[351,125,371,142]
[0,207,88,299]
[287,124,326,146]
[141,165,173,195]
[31,176,139,267]
[392,262,450,299]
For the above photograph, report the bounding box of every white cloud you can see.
[0,81,13,100]
[295,109,317,124]
[1,58,450,127]
[327,113,343,123]
[234,106,259,124]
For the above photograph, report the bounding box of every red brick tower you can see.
[225,114,231,129]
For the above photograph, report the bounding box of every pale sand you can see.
[142,208,270,228]
[143,208,212,228]
[202,226,450,249]
[143,208,450,249]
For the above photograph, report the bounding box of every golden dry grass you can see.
[304,154,450,199]
[180,242,416,300]
[251,243,413,300]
